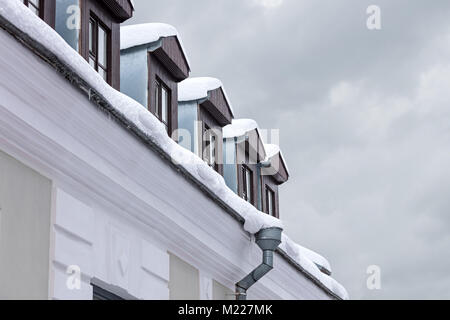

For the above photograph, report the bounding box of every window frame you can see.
[203,124,219,170]
[92,285,125,301]
[154,77,171,133]
[88,14,111,83]
[265,185,276,217]
[23,0,42,18]
[241,165,254,204]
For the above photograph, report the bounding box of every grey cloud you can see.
[126,0,450,299]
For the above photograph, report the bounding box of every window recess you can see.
[265,186,276,217]
[89,16,110,82]
[154,79,171,133]
[242,165,254,204]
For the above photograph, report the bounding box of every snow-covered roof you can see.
[178,77,235,116]
[0,0,347,300]
[264,144,291,176]
[280,235,348,299]
[223,119,259,139]
[120,23,190,68]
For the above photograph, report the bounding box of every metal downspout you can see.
[235,227,282,300]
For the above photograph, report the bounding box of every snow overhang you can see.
[224,119,267,163]
[179,77,234,126]
[121,23,190,81]
[261,144,290,184]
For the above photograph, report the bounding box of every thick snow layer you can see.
[223,119,259,139]
[264,144,281,160]
[280,235,349,300]
[0,0,347,300]
[121,23,176,50]
[264,144,291,176]
[120,23,190,68]
[178,77,235,116]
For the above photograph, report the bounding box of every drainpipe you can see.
[236,227,283,300]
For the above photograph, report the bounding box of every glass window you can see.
[98,26,107,68]
[266,187,275,217]
[92,285,124,301]
[161,86,169,124]
[210,134,216,166]
[203,125,217,169]
[23,0,40,17]
[89,20,94,53]
[88,16,109,83]
[242,166,253,204]
[153,79,170,133]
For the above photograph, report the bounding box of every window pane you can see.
[210,134,216,166]
[98,67,107,81]
[161,86,169,123]
[245,168,252,203]
[267,189,274,216]
[155,82,160,115]
[98,25,107,67]
[89,56,96,69]
[26,0,40,16]
[89,20,94,53]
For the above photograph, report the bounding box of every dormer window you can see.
[265,186,276,217]
[23,0,41,17]
[155,79,171,133]
[89,16,110,82]
[203,125,218,171]
[242,165,254,204]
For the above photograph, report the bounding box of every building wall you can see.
[120,45,149,107]
[223,139,238,194]
[169,254,200,300]
[213,280,234,300]
[0,28,334,301]
[178,101,200,156]
[0,150,52,300]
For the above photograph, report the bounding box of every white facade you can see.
[0,27,334,300]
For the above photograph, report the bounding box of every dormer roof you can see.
[101,0,134,22]
[121,23,190,81]
[223,119,266,162]
[179,77,234,126]
[261,144,290,184]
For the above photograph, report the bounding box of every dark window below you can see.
[89,15,110,82]
[93,285,124,301]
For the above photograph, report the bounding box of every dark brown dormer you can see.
[28,1,134,90]
[235,129,266,208]
[260,146,290,219]
[178,78,234,176]
[147,36,190,136]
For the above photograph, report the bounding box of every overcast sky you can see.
[125,0,450,299]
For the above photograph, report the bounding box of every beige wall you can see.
[213,280,235,300]
[0,150,52,300]
[169,254,200,300]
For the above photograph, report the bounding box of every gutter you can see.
[0,16,341,301]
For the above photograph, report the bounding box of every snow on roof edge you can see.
[178,77,235,117]
[120,23,191,69]
[264,144,291,176]
[0,1,347,300]
[223,119,258,139]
